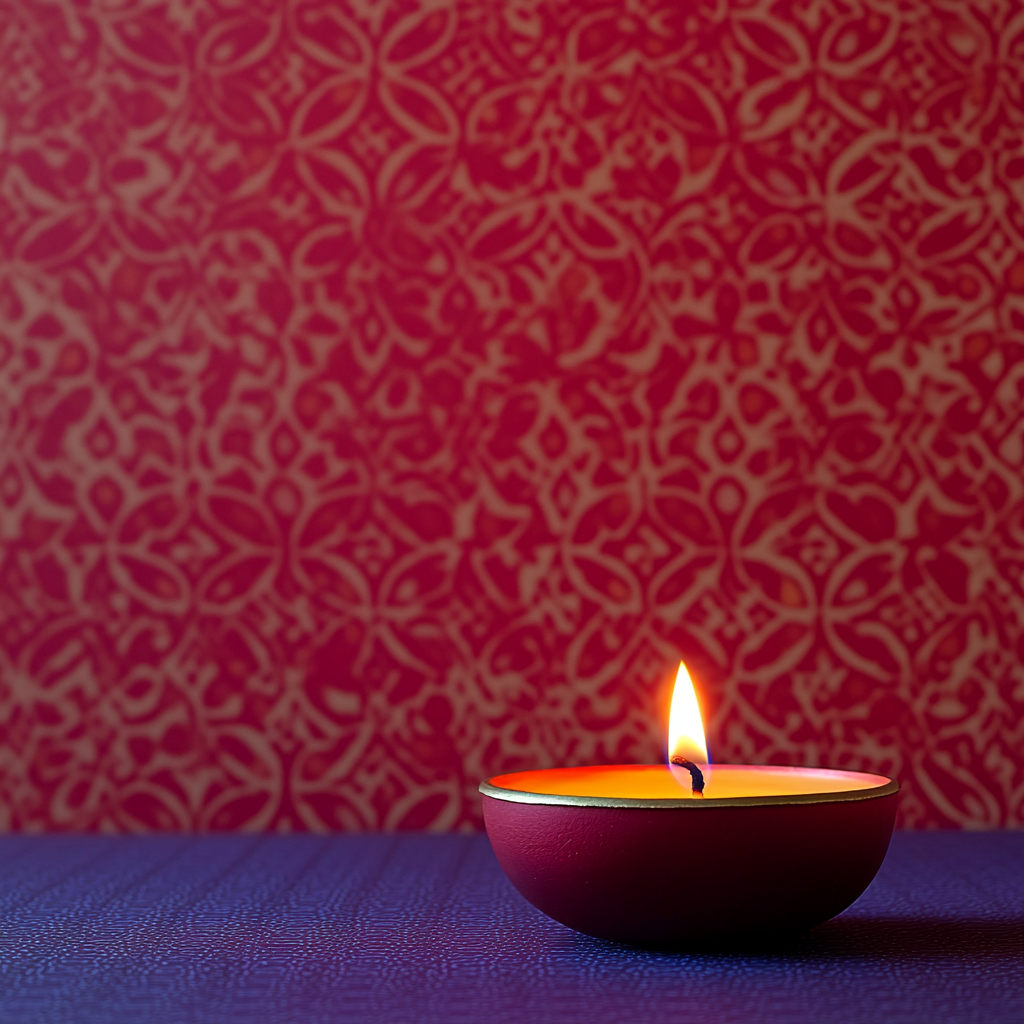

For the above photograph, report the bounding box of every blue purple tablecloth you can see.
[0,830,1020,1023]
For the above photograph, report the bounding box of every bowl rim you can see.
[480,765,899,809]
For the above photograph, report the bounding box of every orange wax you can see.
[488,763,891,801]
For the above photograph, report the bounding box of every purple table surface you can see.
[0,830,1019,1024]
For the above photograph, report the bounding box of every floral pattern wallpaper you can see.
[1,0,1022,831]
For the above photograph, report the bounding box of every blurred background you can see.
[1,0,1021,832]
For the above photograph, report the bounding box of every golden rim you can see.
[479,773,899,810]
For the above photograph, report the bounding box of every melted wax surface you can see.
[489,764,891,800]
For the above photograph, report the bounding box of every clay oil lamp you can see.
[480,662,898,945]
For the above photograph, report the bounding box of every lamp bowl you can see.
[480,765,898,946]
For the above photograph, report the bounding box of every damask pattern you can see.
[1,0,1022,832]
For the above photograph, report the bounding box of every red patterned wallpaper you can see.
[1,0,1022,832]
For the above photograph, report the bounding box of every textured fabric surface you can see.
[0,831,1021,1024]
[2,0,1024,833]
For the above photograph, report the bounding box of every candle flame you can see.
[667,661,708,765]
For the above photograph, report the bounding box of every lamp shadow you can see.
[595,917,1023,961]
[785,916,1022,961]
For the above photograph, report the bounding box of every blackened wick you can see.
[671,756,705,795]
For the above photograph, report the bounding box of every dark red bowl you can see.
[481,768,899,945]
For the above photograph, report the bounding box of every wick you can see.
[671,756,705,796]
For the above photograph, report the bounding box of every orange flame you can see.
[667,661,708,764]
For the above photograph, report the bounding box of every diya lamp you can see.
[480,662,898,945]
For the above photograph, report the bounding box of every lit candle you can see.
[480,662,898,945]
